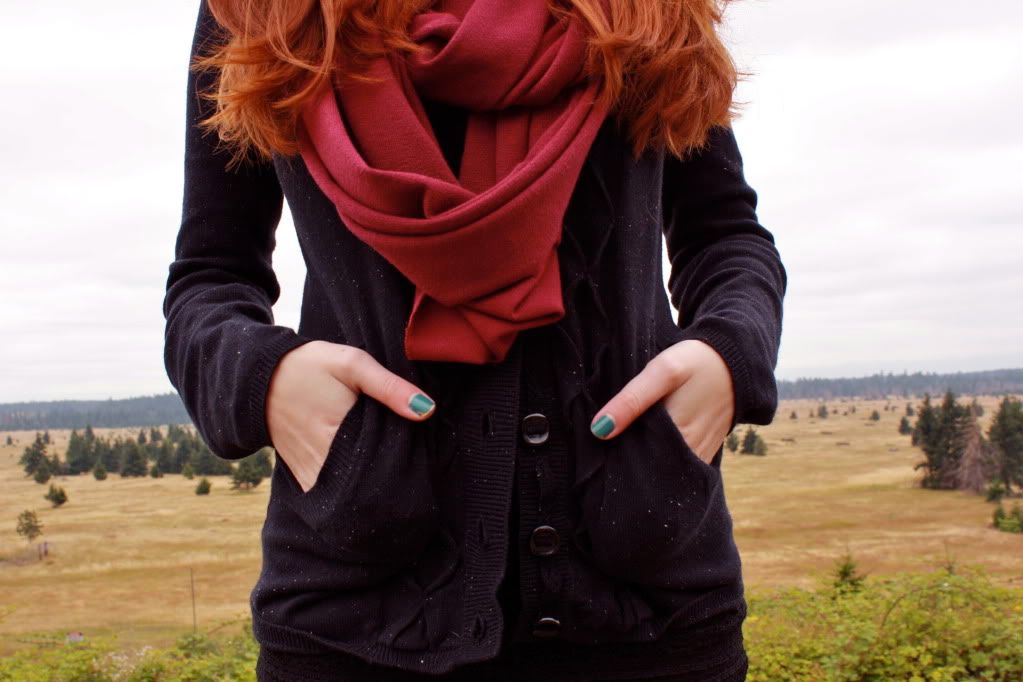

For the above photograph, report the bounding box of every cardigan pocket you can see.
[272,392,442,574]
[575,393,735,589]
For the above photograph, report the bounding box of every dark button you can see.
[532,616,561,638]
[529,525,560,556]
[521,412,550,445]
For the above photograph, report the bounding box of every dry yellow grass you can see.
[1,395,1021,655]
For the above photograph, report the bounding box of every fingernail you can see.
[409,393,435,416]
[591,414,614,438]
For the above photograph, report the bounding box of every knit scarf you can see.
[297,0,612,364]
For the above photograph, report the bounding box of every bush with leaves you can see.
[15,510,43,544]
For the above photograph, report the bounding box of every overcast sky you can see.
[1,1,1020,402]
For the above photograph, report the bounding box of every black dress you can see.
[254,97,749,681]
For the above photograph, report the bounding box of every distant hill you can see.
[1,368,1021,431]
[777,368,1023,401]
[0,393,190,431]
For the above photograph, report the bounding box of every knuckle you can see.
[620,386,644,416]
[650,353,684,386]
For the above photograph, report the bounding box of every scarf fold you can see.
[298,0,612,364]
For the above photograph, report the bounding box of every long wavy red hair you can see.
[194,0,744,170]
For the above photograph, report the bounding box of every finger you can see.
[326,344,437,420]
[590,354,685,439]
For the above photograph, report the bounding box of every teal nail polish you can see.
[591,414,614,438]
[409,393,435,416]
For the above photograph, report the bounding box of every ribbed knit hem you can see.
[243,330,316,451]
[251,621,748,678]
[253,600,747,682]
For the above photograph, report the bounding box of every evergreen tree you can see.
[150,463,163,478]
[84,424,95,443]
[182,462,195,480]
[190,442,233,476]
[869,410,880,421]
[988,396,1023,495]
[94,436,119,473]
[912,391,971,489]
[93,460,108,481]
[5,435,12,446]
[42,430,51,445]
[954,410,997,494]
[120,440,148,477]
[725,431,739,453]
[232,457,264,490]
[19,433,48,477]
[898,416,912,435]
[789,410,797,420]
[174,440,195,473]
[45,483,68,508]
[195,477,212,495]
[156,440,178,474]
[137,428,147,445]
[33,457,52,484]
[149,426,163,443]
[740,427,760,455]
[971,397,984,417]
[817,404,829,419]
[905,402,914,417]
[65,428,96,475]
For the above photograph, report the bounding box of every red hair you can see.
[194,0,744,170]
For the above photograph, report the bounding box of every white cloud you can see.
[0,0,1020,401]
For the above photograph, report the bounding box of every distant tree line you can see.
[778,368,1023,402]
[17,425,273,490]
[0,393,190,430]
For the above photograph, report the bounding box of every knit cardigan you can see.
[164,1,787,678]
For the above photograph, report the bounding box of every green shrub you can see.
[744,564,1023,681]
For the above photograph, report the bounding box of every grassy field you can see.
[1,396,1021,656]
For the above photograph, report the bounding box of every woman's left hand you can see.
[589,339,736,465]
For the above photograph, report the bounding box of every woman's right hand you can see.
[265,340,437,492]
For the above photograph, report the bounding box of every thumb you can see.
[590,355,685,439]
[325,343,437,421]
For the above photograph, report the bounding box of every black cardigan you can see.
[164,1,787,679]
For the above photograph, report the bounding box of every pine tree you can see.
[790,410,797,420]
[149,426,163,443]
[65,428,95,475]
[42,430,51,445]
[954,410,997,494]
[93,460,108,481]
[898,416,912,435]
[870,410,880,421]
[45,483,68,508]
[817,404,829,419]
[725,431,739,453]
[195,477,212,495]
[19,433,48,477]
[120,440,148,477]
[988,396,1023,495]
[137,429,147,445]
[33,457,52,484]
[182,462,195,480]
[150,463,163,478]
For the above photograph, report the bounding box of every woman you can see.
[163,0,787,680]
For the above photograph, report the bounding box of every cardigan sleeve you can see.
[162,0,314,459]
[661,124,788,429]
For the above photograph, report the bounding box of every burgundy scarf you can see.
[298,0,612,364]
